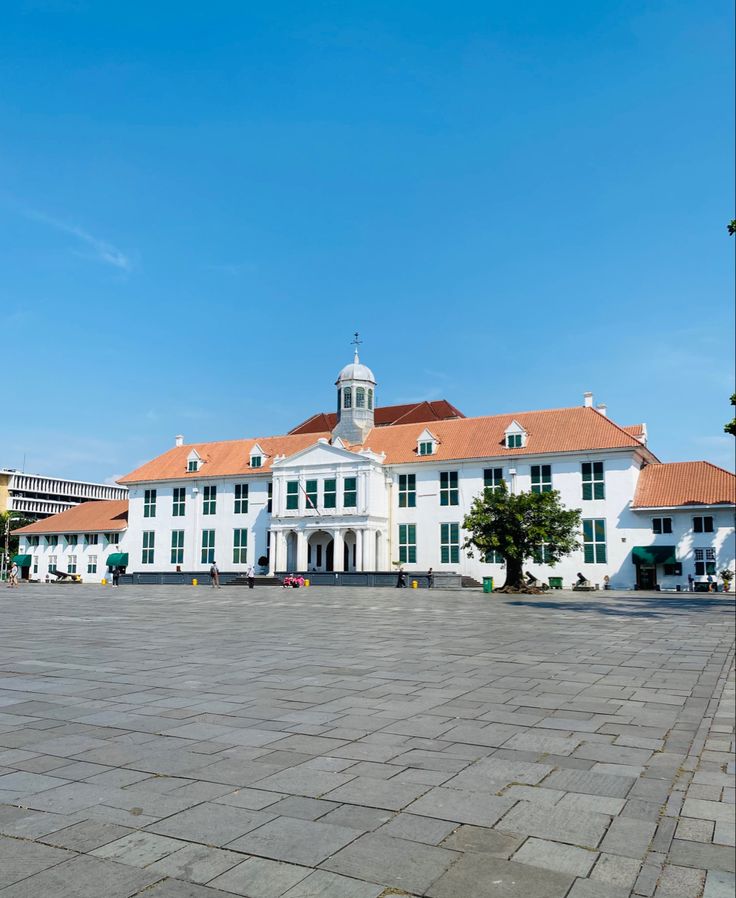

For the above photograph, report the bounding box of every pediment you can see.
[273,440,371,469]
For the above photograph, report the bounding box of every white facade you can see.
[1,468,127,519]
[17,529,125,584]
[21,350,733,590]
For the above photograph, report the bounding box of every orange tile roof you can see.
[119,406,653,484]
[289,400,465,434]
[361,406,653,464]
[118,432,332,483]
[623,424,645,437]
[632,462,736,508]
[13,500,129,535]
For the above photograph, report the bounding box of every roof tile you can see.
[632,462,735,508]
[13,500,128,535]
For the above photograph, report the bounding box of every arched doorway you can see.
[285,531,298,571]
[343,530,357,572]
[307,530,334,572]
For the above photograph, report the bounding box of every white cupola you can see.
[332,333,376,445]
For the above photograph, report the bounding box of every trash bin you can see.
[304,579,310,588]
[549,577,563,590]
[192,578,198,586]
[483,577,493,593]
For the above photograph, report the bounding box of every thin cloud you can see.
[25,209,131,271]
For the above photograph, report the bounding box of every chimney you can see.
[175,435,184,447]
[583,391,594,408]
[596,403,607,417]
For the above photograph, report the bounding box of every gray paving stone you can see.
[0,835,75,889]
[703,870,736,898]
[599,816,656,859]
[567,879,630,898]
[323,776,428,810]
[280,869,384,898]
[407,786,516,826]
[543,768,636,798]
[250,767,356,798]
[266,796,339,820]
[668,838,736,873]
[208,856,312,896]
[146,802,275,846]
[379,812,456,845]
[91,831,184,866]
[0,853,161,897]
[319,804,392,831]
[41,820,133,852]
[496,802,610,849]
[654,863,706,897]
[512,836,598,876]
[426,852,575,898]
[590,851,642,889]
[226,815,363,865]
[441,823,524,857]
[321,832,458,894]
[147,843,244,883]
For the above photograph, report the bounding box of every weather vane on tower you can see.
[351,331,362,362]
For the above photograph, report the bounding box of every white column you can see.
[333,529,344,572]
[355,529,363,572]
[297,530,308,571]
[274,531,287,573]
[363,528,374,571]
[359,472,368,514]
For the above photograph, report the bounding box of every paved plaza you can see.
[0,584,733,898]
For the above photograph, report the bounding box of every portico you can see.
[269,522,387,574]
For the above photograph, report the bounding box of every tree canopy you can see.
[725,394,736,437]
[462,484,582,591]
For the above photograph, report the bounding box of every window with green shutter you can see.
[203,485,217,515]
[286,481,299,510]
[418,441,434,456]
[506,433,522,448]
[440,471,459,506]
[67,555,77,573]
[233,528,248,564]
[440,523,460,564]
[142,531,155,564]
[170,530,184,564]
[582,462,605,499]
[66,534,78,546]
[250,455,262,468]
[188,459,198,472]
[323,479,337,509]
[582,519,606,563]
[532,543,552,563]
[305,480,318,511]
[144,489,157,517]
[344,477,357,508]
[483,548,504,564]
[399,474,416,507]
[201,530,215,564]
[483,468,504,493]
[234,484,248,514]
[530,465,552,493]
[172,487,186,516]
[399,524,416,564]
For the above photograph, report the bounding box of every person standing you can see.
[427,568,434,589]
[687,573,694,592]
[112,566,120,588]
[210,562,221,588]
[8,562,18,588]
[247,564,255,589]
[396,567,406,588]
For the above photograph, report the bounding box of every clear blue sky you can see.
[1,0,733,482]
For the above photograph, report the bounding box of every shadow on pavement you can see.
[505,595,736,618]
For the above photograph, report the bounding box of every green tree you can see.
[462,483,582,591]
[728,220,736,236]
[725,394,736,436]
[0,512,34,562]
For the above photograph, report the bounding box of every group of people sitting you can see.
[282,574,305,588]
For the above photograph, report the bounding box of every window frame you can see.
[203,485,217,515]
[399,473,416,508]
[172,487,186,517]
[87,555,97,574]
[398,524,416,564]
[582,461,605,500]
[483,468,504,493]
[233,528,248,564]
[693,516,714,533]
[530,465,552,494]
[418,440,434,456]
[305,479,318,511]
[201,529,215,565]
[142,531,155,565]
[440,522,460,564]
[250,455,262,468]
[652,517,672,535]
[439,471,459,506]
[84,533,98,546]
[144,488,157,518]
[343,477,357,508]
[234,483,249,514]
[582,518,607,563]
[286,481,299,510]
[170,530,184,565]
[67,555,77,574]
[323,478,337,509]
[506,433,523,448]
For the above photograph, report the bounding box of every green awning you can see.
[106,553,129,568]
[632,546,677,565]
[12,555,31,566]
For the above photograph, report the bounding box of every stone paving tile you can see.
[0,835,75,889]
[208,856,312,897]
[703,870,736,898]
[426,851,575,898]
[598,815,656,858]
[280,869,385,898]
[323,775,428,810]
[146,843,244,883]
[589,851,643,889]
[0,853,161,897]
[378,812,456,845]
[654,862,706,897]
[91,831,185,866]
[440,822,524,857]
[146,802,276,846]
[406,785,516,827]
[512,836,598,876]
[496,801,610,849]
[321,831,458,894]
[41,819,134,852]
[226,815,363,866]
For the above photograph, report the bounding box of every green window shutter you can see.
[286,481,299,510]
[582,483,592,501]
[344,477,357,508]
[583,544,594,564]
[324,479,337,509]
[594,482,605,500]
[306,480,318,510]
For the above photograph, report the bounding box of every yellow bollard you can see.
[101,578,107,586]
[412,580,418,589]
[192,578,198,586]
[304,579,310,587]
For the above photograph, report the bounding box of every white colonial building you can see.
[14,347,736,589]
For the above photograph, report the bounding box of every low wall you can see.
[119,571,464,588]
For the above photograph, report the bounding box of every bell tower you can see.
[333,333,376,445]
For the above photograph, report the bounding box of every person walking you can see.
[210,562,221,588]
[247,564,255,589]
[427,568,434,589]
[687,573,694,592]
[8,562,18,588]
[396,566,406,588]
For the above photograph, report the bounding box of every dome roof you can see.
[336,352,376,384]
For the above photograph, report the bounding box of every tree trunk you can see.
[502,556,525,590]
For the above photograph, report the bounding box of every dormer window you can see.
[504,421,527,449]
[417,428,439,457]
[187,450,202,473]
[249,443,266,468]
